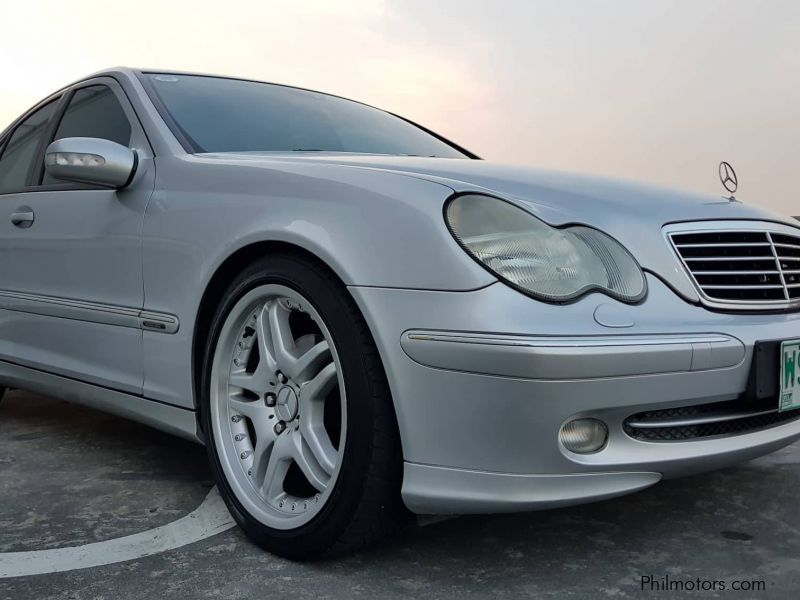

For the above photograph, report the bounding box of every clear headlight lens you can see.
[445,194,646,303]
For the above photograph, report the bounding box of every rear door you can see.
[0,77,154,394]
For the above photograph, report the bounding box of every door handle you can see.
[11,207,34,229]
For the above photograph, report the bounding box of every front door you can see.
[0,77,154,394]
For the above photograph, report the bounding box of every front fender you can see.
[140,155,495,408]
[145,155,495,295]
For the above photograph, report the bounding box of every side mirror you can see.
[44,137,137,188]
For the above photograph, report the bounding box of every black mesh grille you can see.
[623,397,800,442]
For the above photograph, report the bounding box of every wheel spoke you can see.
[290,430,329,492]
[300,363,338,475]
[248,419,277,484]
[298,368,338,475]
[291,340,330,382]
[299,418,337,475]
[228,361,270,395]
[267,300,297,377]
[249,436,270,484]
[300,362,337,403]
[254,303,278,373]
[229,395,267,421]
[260,432,293,500]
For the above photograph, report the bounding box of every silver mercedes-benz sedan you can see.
[1,68,799,559]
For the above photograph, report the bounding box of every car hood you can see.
[207,153,790,224]
[202,153,799,301]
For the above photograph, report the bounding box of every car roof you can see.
[83,67,357,104]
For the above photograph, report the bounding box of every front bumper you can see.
[350,274,800,514]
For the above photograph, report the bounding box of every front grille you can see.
[669,229,800,307]
[624,397,800,442]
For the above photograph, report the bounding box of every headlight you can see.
[445,194,646,303]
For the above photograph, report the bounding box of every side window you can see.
[53,86,132,146]
[0,99,59,192]
[43,85,133,185]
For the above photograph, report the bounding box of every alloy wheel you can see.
[209,284,346,529]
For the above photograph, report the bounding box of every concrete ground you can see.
[1,390,799,599]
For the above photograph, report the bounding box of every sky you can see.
[1,0,798,214]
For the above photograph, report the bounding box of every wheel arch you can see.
[191,240,373,424]
[193,240,410,555]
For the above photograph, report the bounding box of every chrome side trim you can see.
[0,290,179,333]
[139,310,181,333]
[401,330,745,379]
[0,359,200,442]
[406,332,734,347]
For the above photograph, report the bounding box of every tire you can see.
[0,387,5,402]
[200,253,407,559]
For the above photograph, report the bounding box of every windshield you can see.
[144,73,470,158]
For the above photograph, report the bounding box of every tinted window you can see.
[0,99,59,192]
[42,86,132,185]
[147,74,468,158]
[54,86,131,145]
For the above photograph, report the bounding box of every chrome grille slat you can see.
[692,270,780,275]
[684,256,774,262]
[668,226,800,309]
[703,285,784,289]
[673,243,771,248]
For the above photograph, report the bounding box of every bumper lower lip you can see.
[401,415,800,514]
[400,330,745,379]
[402,463,662,514]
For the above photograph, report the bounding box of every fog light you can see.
[559,418,608,454]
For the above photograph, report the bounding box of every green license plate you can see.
[779,340,800,411]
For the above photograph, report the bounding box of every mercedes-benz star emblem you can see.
[719,161,738,194]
